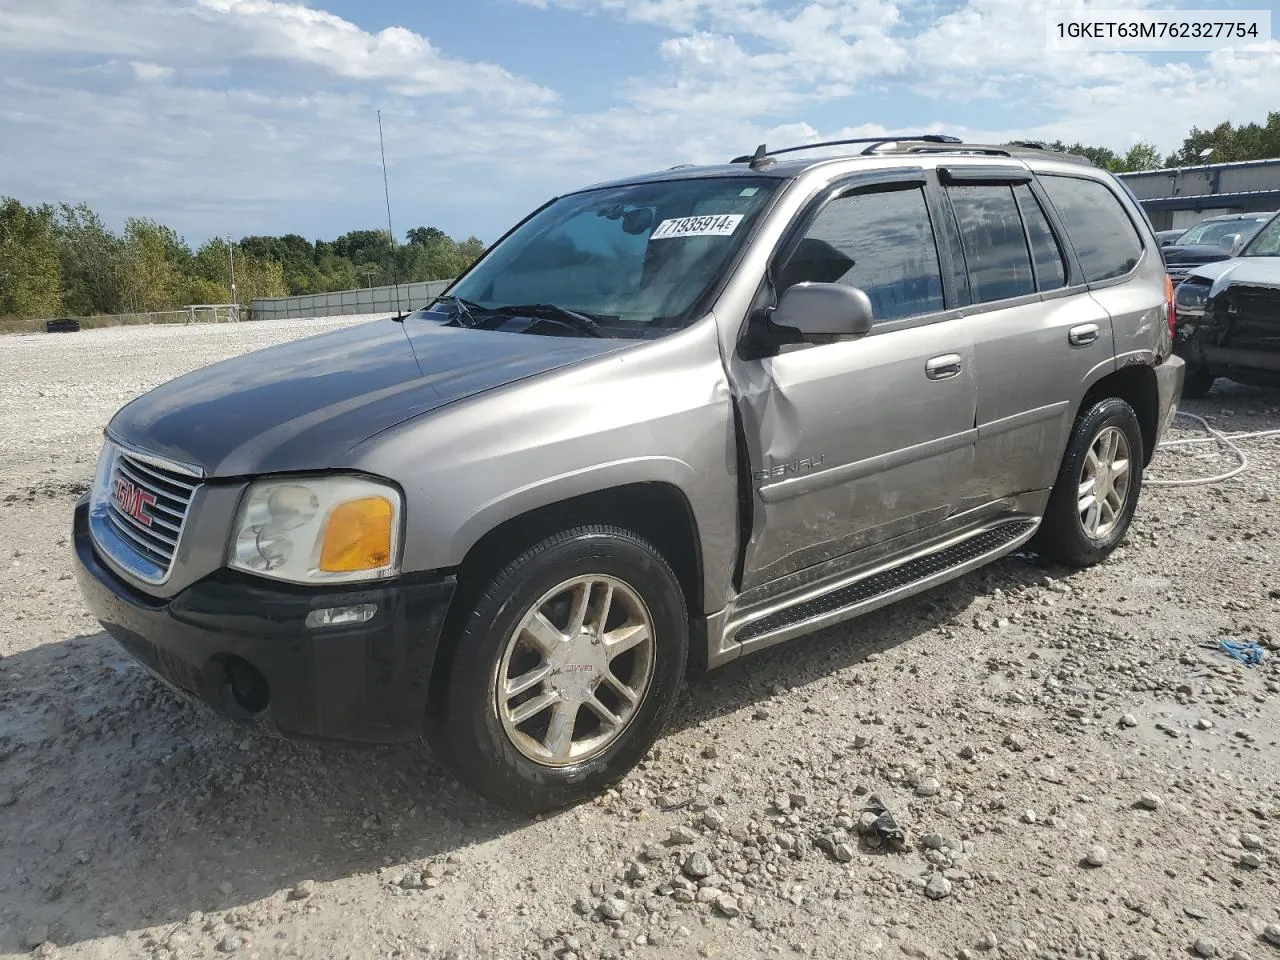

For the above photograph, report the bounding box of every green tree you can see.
[1120,142,1162,172]
[1165,112,1280,167]
[407,226,449,247]
[242,257,287,303]
[0,198,63,319]
[56,202,128,315]
[121,218,188,312]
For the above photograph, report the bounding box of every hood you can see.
[1162,243,1232,267]
[1184,256,1280,297]
[108,318,630,477]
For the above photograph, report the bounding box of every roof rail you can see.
[730,135,961,169]
[729,136,1094,169]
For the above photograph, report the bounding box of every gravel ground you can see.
[1,318,1278,960]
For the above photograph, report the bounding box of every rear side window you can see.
[1013,184,1067,291]
[1040,175,1144,283]
[779,186,944,323]
[947,185,1035,304]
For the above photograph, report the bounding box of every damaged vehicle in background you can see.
[1174,211,1280,398]
[1161,211,1275,285]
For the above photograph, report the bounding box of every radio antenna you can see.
[377,109,406,320]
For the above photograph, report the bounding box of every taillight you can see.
[1165,275,1176,335]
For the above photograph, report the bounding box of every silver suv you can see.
[74,136,1185,811]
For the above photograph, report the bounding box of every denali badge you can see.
[113,475,157,527]
[753,456,825,482]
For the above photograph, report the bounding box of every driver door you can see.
[729,176,978,591]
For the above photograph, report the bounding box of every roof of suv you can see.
[585,137,1098,191]
[1193,212,1276,223]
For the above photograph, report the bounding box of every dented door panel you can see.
[731,319,978,591]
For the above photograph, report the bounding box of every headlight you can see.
[229,476,402,584]
[1175,283,1209,312]
[89,439,120,514]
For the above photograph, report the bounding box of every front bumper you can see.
[73,499,456,744]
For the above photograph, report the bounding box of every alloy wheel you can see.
[495,575,656,767]
[1077,425,1132,540]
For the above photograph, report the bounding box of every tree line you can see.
[0,199,485,321]
[1040,111,1280,173]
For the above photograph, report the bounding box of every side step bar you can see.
[715,518,1039,662]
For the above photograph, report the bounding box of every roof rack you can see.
[730,135,962,169]
[729,136,1093,169]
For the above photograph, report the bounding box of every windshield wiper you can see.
[430,295,493,328]
[490,303,607,338]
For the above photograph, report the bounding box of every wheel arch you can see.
[450,481,704,627]
[1080,363,1160,466]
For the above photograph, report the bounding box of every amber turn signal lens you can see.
[319,497,394,572]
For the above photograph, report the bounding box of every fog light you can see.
[305,604,377,628]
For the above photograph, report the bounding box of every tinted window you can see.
[1013,184,1067,290]
[780,187,944,322]
[1040,175,1144,282]
[1243,214,1280,256]
[948,185,1035,303]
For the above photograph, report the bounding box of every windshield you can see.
[1179,218,1265,246]
[436,176,779,337]
[1242,214,1280,257]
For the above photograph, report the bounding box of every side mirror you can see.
[771,282,874,340]
[1218,233,1242,255]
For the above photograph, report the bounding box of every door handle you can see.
[1069,323,1100,346]
[926,354,963,380]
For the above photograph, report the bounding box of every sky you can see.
[0,0,1277,246]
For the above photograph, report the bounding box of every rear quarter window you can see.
[1040,175,1145,283]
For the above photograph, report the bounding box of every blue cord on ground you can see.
[1218,639,1266,667]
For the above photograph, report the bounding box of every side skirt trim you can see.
[705,517,1039,667]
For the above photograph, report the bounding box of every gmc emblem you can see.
[113,476,157,527]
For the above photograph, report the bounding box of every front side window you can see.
[1040,175,1144,283]
[947,184,1035,304]
[778,186,944,323]
[440,176,779,337]
[1242,214,1280,257]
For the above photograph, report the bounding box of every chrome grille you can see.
[104,451,199,575]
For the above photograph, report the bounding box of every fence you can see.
[250,279,453,322]
[3,303,241,335]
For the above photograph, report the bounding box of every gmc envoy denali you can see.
[75,136,1185,811]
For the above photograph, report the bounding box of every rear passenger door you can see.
[939,167,1114,503]
[1037,172,1161,376]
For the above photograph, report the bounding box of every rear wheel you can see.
[1181,363,1215,399]
[1034,397,1144,568]
[431,526,688,812]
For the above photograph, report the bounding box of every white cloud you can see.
[192,0,555,103]
[130,61,174,81]
[0,0,1277,246]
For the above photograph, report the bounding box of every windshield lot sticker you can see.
[651,214,744,240]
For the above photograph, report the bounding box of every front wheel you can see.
[432,526,688,812]
[1034,397,1145,568]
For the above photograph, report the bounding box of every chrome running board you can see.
[709,518,1039,667]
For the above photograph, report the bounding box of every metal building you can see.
[1118,158,1280,231]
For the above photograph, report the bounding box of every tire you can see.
[1181,364,1215,399]
[1034,397,1145,568]
[432,525,688,813]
